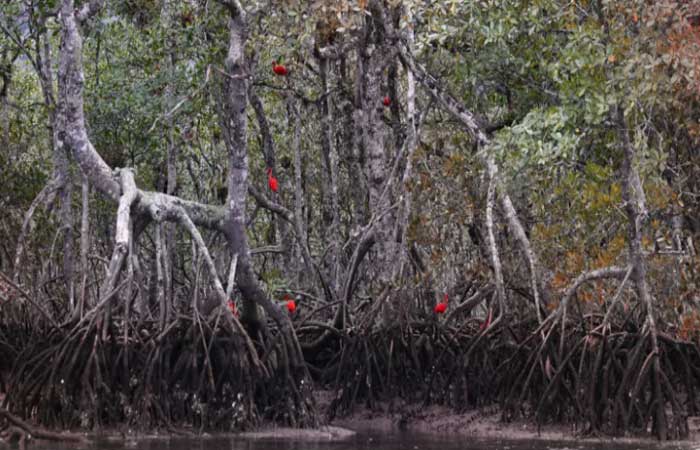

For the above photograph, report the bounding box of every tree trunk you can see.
[318,56,341,295]
[617,106,668,440]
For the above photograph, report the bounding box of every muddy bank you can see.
[326,398,700,444]
[331,404,564,440]
[4,398,699,447]
[238,426,356,441]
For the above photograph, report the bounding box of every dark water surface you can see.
[29,431,696,450]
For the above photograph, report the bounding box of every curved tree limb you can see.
[98,169,137,300]
[556,265,630,360]
[12,179,58,280]
[98,169,137,338]
[558,266,630,319]
[248,185,293,222]
[56,0,226,233]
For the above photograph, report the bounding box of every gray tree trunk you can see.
[318,57,341,294]
[617,106,667,440]
[358,9,396,290]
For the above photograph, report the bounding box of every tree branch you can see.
[247,186,293,222]
[398,40,549,318]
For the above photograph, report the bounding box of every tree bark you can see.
[617,106,668,440]
[161,0,178,323]
[78,173,90,318]
[56,0,226,231]
[217,2,263,333]
[289,98,311,285]
[216,2,307,373]
[358,4,397,291]
[318,56,341,295]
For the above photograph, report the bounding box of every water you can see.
[28,431,695,450]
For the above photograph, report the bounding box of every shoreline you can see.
[4,390,700,445]
[327,401,700,445]
[85,411,698,447]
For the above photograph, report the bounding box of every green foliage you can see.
[2,0,698,331]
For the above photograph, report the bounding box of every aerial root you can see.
[0,408,87,444]
[503,317,695,439]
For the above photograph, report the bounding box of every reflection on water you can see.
[28,430,694,450]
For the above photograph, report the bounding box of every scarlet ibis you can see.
[228,300,238,317]
[287,300,296,313]
[272,62,288,76]
[435,293,448,314]
[267,167,279,193]
[434,302,447,314]
[383,96,391,107]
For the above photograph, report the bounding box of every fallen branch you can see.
[0,408,87,443]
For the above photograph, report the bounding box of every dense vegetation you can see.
[2,0,700,441]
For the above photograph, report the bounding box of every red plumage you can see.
[266,168,279,192]
[434,302,447,314]
[383,96,391,107]
[287,300,296,313]
[228,300,238,317]
[268,174,278,192]
[272,63,288,76]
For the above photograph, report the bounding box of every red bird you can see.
[435,293,448,314]
[286,300,296,313]
[228,300,238,317]
[383,96,391,107]
[267,167,279,193]
[272,62,288,76]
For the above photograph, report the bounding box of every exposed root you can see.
[0,408,87,443]
[2,305,314,432]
